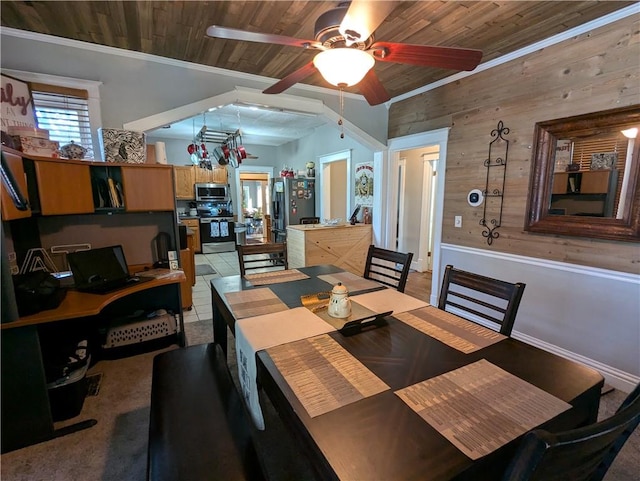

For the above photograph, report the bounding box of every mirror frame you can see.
[525,105,640,242]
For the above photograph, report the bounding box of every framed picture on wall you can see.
[590,152,617,170]
[1,74,37,130]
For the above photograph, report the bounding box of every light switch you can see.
[454,216,462,228]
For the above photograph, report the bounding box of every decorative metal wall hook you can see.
[479,120,510,245]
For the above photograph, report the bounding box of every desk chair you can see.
[438,265,525,336]
[300,217,320,224]
[363,245,413,292]
[502,383,640,481]
[237,242,287,276]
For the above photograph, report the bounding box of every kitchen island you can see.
[286,223,372,276]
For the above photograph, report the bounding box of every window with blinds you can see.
[31,83,94,159]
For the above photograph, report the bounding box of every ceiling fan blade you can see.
[358,70,390,106]
[339,0,399,46]
[370,42,483,71]
[263,61,319,95]
[206,25,323,50]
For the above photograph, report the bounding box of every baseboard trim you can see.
[444,305,639,394]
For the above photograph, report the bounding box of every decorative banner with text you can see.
[355,161,374,207]
[1,74,36,130]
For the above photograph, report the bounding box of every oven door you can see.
[200,217,235,244]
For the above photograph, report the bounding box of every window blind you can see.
[31,85,94,159]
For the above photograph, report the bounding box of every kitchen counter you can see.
[286,223,372,275]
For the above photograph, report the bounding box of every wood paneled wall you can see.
[389,15,640,274]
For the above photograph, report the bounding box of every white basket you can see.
[102,313,176,348]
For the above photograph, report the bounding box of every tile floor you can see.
[183,249,241,324]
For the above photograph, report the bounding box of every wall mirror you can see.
[525,105,640,242]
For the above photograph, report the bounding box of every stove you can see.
[197,200,233,218]
[197,201,235,245]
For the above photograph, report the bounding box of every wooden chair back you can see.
[237,242,287,276]
[502,383,640,481]
[363,245,413,292]
[438,264,525,336]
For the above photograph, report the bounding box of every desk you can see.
[1,272,185,453]
[210,266,604,481]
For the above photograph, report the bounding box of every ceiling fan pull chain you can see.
[339,87,345,139]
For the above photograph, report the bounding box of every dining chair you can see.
[299,217,320,224]
[438,264,525,336]
[237,242,288,276]
[501,383,640,481]
[363,245,413,292]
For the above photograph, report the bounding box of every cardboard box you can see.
[99,128,146,164]
[12,136,60,157]
[7,126,49,139]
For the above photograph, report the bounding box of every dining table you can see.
[210,264,604,481]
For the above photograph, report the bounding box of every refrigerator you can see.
[271,178,316,239]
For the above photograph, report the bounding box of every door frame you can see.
[387,128,450,305]
[318,149,352,222]
[235,165,274,225]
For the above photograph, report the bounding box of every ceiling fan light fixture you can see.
[313,48,375,87]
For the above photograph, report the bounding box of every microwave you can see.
[195,183,228,201]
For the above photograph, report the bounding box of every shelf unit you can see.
[550,170,619,216]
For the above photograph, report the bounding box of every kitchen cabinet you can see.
[34,161,94,215]
[194,165,228,184]
[181,218,201,253]
[212,166,228,184]
[1,149,31,221]
[174,166,195,200]
[180,247,194,310]
[121,165,175,211]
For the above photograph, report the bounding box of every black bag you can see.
[13,271,66,317]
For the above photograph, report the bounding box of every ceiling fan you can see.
[206,1,482,106]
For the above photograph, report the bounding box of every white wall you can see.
[439,245,640,391]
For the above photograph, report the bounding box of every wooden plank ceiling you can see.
[1,1,634,99]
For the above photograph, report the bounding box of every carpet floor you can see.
[0,320,637,481]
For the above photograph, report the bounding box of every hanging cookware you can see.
[236,133,247,160]
[214,146,228,166]
[230,135,241,167]
[200,142,209,159]
[187,143,196,155]
[221,143,230,159]
[229,138,239,168]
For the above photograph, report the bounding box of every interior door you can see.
[395,146,439,272]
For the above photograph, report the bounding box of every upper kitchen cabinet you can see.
[212,166,228,184]
[194,165,228,185]
[121,165,175,212]
[174,166,195,200]
[34,160,94,215]
[1,149,32,220]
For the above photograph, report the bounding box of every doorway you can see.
[319,150,352,222]
[387,128,449,306]
[395,146,439,272]
[235,166,274,243]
